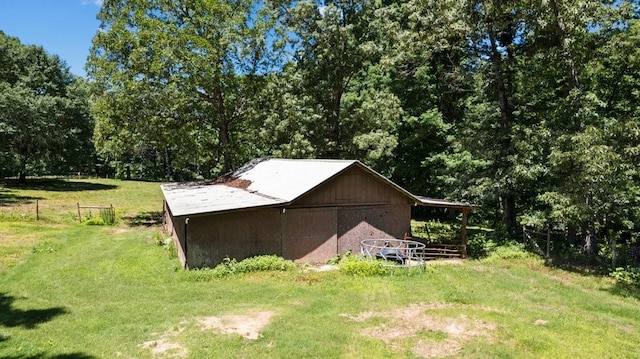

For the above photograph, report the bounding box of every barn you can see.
[161,158,471,268]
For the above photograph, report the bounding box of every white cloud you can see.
[80,0,103,6]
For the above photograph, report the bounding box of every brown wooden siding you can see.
[186,209,282,268]
[293,166,409,207]
[282,208,337,262]
[337,205,411,254]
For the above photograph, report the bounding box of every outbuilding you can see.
[162,158,472,268]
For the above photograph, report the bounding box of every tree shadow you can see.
[604,282,640,301]
[0,353,96,359]
[3,179,117,192]
[0,189,44,207]
[122,211,163,227]
[0,293,68,329]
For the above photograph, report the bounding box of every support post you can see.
[77,203,81,223]
[461,209,468,258]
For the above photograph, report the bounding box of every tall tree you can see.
[0,31,93,181]
[88,0,280,179]
[270,0,402,170]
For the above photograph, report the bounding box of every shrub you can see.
[83,216,105,226]
[610,267,640,287]
[481,242,541,263]
[235,255,296,273]
[186,255,295,281]
[338,256,391,276]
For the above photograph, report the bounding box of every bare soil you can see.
[199,311,276,340]
[343,302,496,358]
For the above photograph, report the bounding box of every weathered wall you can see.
[295,166,410,206]
[186,209,282,268]
[163,202,187,267]
[281,208,337,263]
[337,205,411,255]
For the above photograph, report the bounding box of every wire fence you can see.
[0,200,116,224]
[523,225,640,267]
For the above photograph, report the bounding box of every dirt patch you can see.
[109,227,133,236]
[343,303,496,358]
[306,264,338,272]
[199,311,276,340]
[425,259,464,266]
[140,327,188,358]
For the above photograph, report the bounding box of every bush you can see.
[481,242,541,263]
[338,255,391,276]
[610,267,640,287]
[83,216,105,226]
[186,255,296,281]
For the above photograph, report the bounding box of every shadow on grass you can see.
[546,257,640,300]
[1,353,96,359]
[605,282,640,301]
[0,293,68,329]
[3,179,117,192]
[123,211,163,227]
[0,189,44,207]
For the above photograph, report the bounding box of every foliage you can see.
[82,216,105,226]
[481,242,542,264]
[338,254,391,276]
[0,32,95,180]
[188,255,296,280]
[610,267,640,288]
[88,0,282,179]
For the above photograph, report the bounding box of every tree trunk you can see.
[219,118,233,173]
[211,86,234,173]
[582,192,598,256]
[328,86,343,159]
[18,171,26,183]
[549,0,579,92]
[488,27,518,233]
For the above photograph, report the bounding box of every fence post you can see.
[546,226,550,259]
[77,203,81,223]
[36,200,39,221]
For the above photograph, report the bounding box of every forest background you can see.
[1,0,640,260]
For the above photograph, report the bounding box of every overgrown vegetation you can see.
[188,255,296,281]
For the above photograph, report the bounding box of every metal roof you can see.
[161,158,474,217]
[415,196,475,211]
[162,159,360,217]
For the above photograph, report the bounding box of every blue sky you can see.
[0,0,103,77]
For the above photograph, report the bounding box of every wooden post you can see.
[546,226,551,259]
[77,203,81,223]
[36,200,39,221]
[461,209,468,258]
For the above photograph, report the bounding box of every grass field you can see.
[1,179,639,358]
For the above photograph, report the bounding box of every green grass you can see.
[1,179,640,358]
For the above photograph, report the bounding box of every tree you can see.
[0,31,93,181]
[88,0,280,179]
[269,0,402,170]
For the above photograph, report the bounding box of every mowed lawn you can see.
[1,179,639,358]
